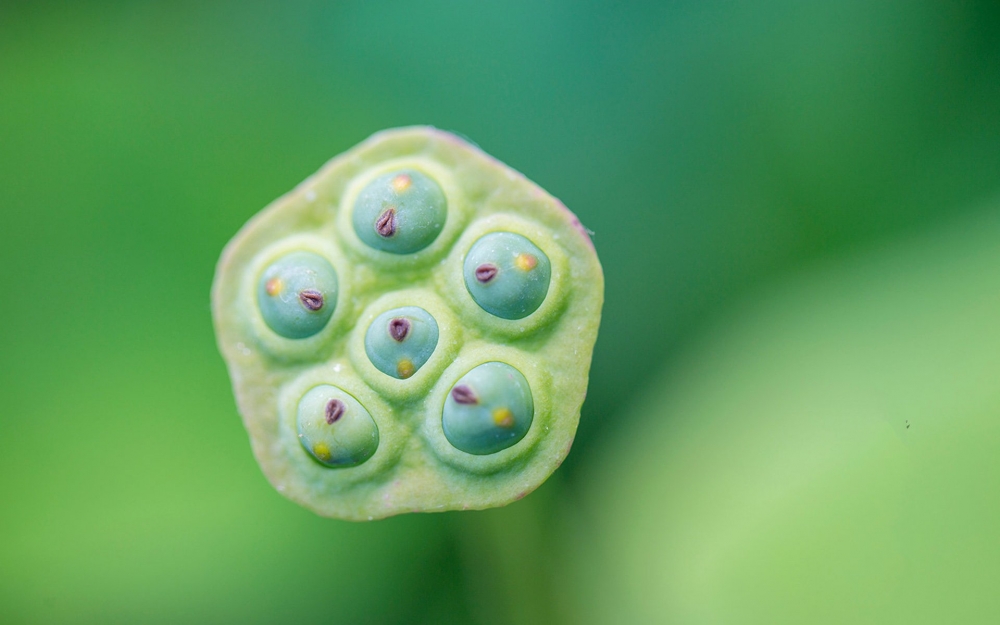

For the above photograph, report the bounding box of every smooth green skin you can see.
[442,362,534,455]
[565,211,1000,624]
[352,168,447,254]
[296,385,379,467]
[212,127,604,520]
[364,306,440,380]
[256,251,338,339]
[463,232,551,320]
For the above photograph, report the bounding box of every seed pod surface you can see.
[212,127,603,520]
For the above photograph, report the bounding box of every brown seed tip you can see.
[299,289,324,311]
[451,385,478,405]
[375,207,397,237]
[325,399,346,424]
[475,263,498,283]
[388,318,411,342]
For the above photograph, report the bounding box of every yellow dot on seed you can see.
[265,277,283,296]
[312,442,332,462]
[514,253,537,271]
[397,358,415,378]
[492,407,515,428]
[392,174,412,193]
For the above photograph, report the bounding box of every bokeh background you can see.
[2,1,999,623]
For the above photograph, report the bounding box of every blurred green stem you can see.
[452,475,568,625]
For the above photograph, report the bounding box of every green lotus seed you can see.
[442,362,534,455]
[364,306,439,379]
[464,232,551,319]
[257,251,338,339]
[296,385,379,467]
[352,169,447,254]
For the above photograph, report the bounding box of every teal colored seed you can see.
[352,169,447,254]
[442,362,534,455]
[364,306,440,379]
[257,251,338,339]
[463,232,551,320]
[297,385,379,467]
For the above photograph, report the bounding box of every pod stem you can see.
[452,476,570,625]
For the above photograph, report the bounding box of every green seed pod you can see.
[352,169,447,254]
[212,127,603,520]
[257,251,338,339]
[464,232,551,319]
[296,385,379,467]
[442,362,533,455]
[364,306,440,379]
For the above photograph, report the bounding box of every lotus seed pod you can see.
[464,232,551,319]
[352,169,447,254]
[212,126,603,520]
[364,306,440,379]
[443,362,534,455]
[257,251,338,339]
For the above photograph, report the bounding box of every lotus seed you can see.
[464,232,551,319]
[257,251,338,339]
[364,306,439,379]
[442,362,534,455]
[297,385,379,468]
[353,169,446,254]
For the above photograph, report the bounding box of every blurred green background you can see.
[2,1,999,623]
